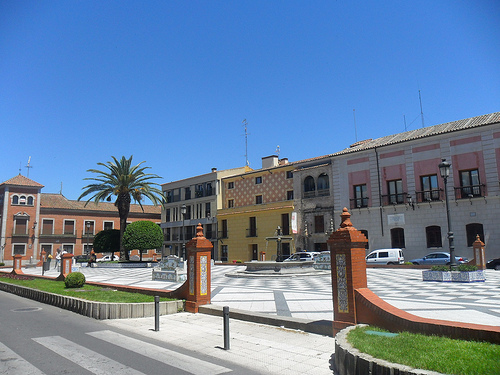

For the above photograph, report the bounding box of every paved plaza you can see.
[25,265,500,327]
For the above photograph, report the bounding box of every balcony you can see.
[317,188,330,197]
[350,197,369,209]
[454,184,486,200]
[381,193,408,206]
[11,230,29,238]
[39,230,78,239]
[416,189,443,203]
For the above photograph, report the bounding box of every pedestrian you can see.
[54,249,61,269]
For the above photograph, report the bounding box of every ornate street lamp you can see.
[181,204,187,260]
[438,159,457,269]
[86,221,91,255]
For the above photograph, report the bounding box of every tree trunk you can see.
[117,193,131,261]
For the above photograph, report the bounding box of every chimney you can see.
[262,155,279,169]
[279,158,289,165]
[211,168,217,173]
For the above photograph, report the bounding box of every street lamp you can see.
[438,159,457,269]
[86,221,91,256]
[180,204,187,260]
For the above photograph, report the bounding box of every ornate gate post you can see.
[472,235,486,270]
[184,224,213,313]
[56,252,74,281]
[11,254,24,275]
[327,208,368,335]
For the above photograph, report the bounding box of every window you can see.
[426,226,442,248]
[353,184,368,208]
[205,202,211,217]
[255,176,262,184]
[185,187,191,200]
[84,221,94,235]
[287,190,294,200]
[281,213,290,235]
[255,195,263,204]
[165,228,171,241]
[205,224,213,239]
[104,221,114,230]
[64,220,75,235]
[14,218,28,235]
[466,223,484,247]
[459,169,482,198]
[42,219,54,235]
[27,196,34,205]
[206,182,213,196]
[166,209,171,222]
[13,244,26,256]
[419,175,440,202]
[317,174,329,196]
[221,245,228,262]
[63,244,74,253]
[314,215,324,233]
[41,244,52,255]
[166,190,173,203]
[83,244,92,255]
[387,179,404,204]
[19,196,26,205]
[286,170,293,179]
[12,195,19,205]
[390,228,405,248]
[195,184,204,198]
[304,176,316,197]
[248,217,257,237]
[185,205,191,220]
[228,199,234,208]
[221,219,228,238]
[251,244,258,260]
[227,181,234,189]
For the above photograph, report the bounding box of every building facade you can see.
[0,175,161,265]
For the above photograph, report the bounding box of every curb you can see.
[0,281,183,320]
[199,304,334,337]
[335,325,443,375]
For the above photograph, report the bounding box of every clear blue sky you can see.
[1,1,499,201]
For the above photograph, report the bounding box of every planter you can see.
[422,270,485,283]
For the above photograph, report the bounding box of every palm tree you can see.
[78,156,164,260]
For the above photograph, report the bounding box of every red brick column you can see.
[56,253,74,281]
[472,235,486,270]
[184,223,213,313]
[11,254,24,275]
[327,208,368,335]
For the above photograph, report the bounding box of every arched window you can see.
[426,226,442,248]
[304,176,316,197]
[466,223,484,247]
[390,227,405,248]
[317,174,330,196]
[12,195,19,205]
[27,196,34,205]
[19,196,26,205]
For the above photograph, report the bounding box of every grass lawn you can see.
[347,325,500,375]
[0,274,173,303]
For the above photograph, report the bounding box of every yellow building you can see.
[217,156,296,262]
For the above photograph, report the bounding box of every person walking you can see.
[54,249,61,270]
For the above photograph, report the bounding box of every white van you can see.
[365,249,404,265]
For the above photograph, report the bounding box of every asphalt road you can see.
[0,291,262,375]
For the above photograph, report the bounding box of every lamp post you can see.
[438,159,457,269]
[181,204,187,260]
[86,221,91,256]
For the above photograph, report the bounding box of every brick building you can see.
[0,175,161,265]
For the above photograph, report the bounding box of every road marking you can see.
[0,342,46,375]
[88,330,231,375]
[32,336,146,375]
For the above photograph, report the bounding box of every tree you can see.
[78,156,164,260]
[93,229,120,254]
[123,221,163,261]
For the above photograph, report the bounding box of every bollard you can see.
[154,296,160,332]
[223,306,230,350]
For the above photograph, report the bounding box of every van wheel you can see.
[387,262,395,265]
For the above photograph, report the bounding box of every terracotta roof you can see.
[40,193,161,214]
[0,174,44,188]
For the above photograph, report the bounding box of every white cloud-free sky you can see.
[1,1,499,200]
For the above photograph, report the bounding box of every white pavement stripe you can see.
[0,342,46,375]
[32,336,146,375]
[87,330,231,375]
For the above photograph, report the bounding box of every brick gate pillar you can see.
[56,252,74,281]
[472,235,486,270]
[11,254,24,275]
[327,208,368,335]
[184,223,213,313]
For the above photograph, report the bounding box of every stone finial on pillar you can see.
[327,208,368,335]
[472,235,486,270]
[184,223,213,313]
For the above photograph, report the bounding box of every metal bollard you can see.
[223,306,230,350]
[154,296,160,332]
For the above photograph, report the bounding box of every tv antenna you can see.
[242,119,250,166]
[25,156,33,178]
[275,145,280,158]
[419,90,425,128]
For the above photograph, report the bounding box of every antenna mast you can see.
[25,156,33,178]
[242,119,249,166]
[275,145,280,158]
[419,90,425,128]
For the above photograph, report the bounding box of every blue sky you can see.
[1,1,499,201]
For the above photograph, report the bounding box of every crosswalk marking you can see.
[0,342,46,375]
[32,336,146,375]
[87,330,231,375]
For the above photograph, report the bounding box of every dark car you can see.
[409,252,468,265]
[486,258,500,270]
[73,254,91,263]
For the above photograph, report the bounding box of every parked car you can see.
[96,254,119,262]
[409,252,468,265]
[365,249,404,265]
[486,258,500,270]
[284,252,320,262]
[73,254,91,263]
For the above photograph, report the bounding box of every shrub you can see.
[0,262,5,266]
[65,272,86,288]
[431,264,479,272]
